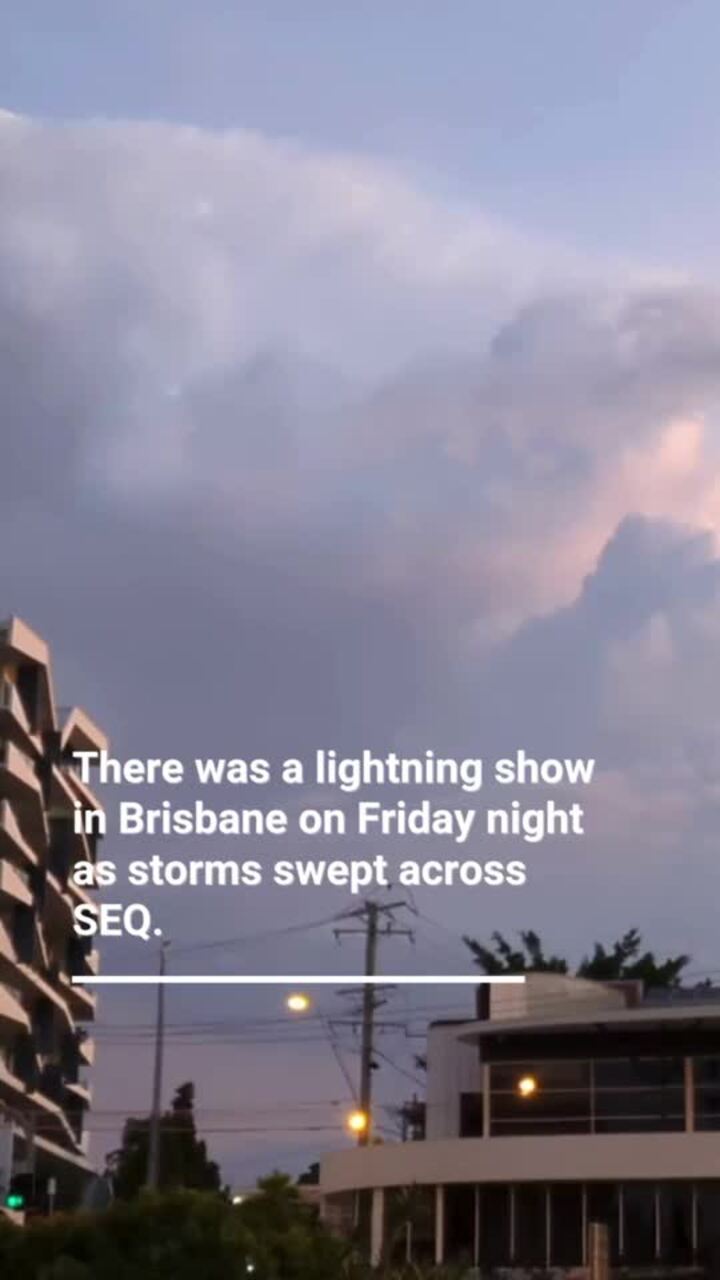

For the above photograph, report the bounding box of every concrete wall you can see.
[425,1022,482,1140]
[321,1131,720,1194]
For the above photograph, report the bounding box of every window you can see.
[697,1182,720,1269]
[487,1055,687,1137]
[459,1092,483,1137]
[550,1184,583,1267]
[354,1190,372,1252]
[623,1184,657,1266]
[586,1183,621,1265]
[658,1183,693,1265]
[478,1186,510,1269]
[594,1058,684,1133]
[514,1185,547,1267]
[384,1189,409,1266]
[385,1188,434,1266]
[444,1185,475,1265]
[489,1060,591,1136]
[695,1057,720,1131]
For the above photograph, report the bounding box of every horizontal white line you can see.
[71,974,526,987]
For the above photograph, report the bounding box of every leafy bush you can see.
[0,1192,257,1280]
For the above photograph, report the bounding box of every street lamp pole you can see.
[146,940,169,1190]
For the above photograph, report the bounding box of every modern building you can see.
[320,974,720,1273]
[0,617,105,1213]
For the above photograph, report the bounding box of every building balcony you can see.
[44,871,75,931]
[0,935,76,1037]
[0,617,57,734]
[65,1079,92,1107]
[0,985,30,1038]
[59,706,108,758]
[0,744,48,851]
[0,860,33,909]
[63,771,103,826]
[60,975,96,1023]
[0,799,39,871]
[75,1032,94,1068]
[0,679,39,758]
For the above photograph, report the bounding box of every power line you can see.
[172,908,357,956]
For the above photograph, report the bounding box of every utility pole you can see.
[335,899,414,1145]
[359,901,379,1135]
[146,940,169,1189]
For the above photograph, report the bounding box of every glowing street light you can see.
[517,1074,538,1098]
[346,1109,369,1136]
[285,992,312,1014]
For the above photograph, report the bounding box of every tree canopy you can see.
[464,927,690,987]
[109,1081,221,1199]
[0,1183,354,1280]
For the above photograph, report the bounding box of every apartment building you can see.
[320,974,720,1274]
[0,617,104,1211]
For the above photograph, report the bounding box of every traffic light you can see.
[4,1173,32,1212]
[4,1189,25,1211]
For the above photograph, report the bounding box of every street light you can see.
[517,1074,538,1098]
[285,992,312,1014]
[346,1109,369,1136]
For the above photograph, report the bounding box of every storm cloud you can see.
[1,112,719,1178]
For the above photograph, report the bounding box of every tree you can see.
[0,1185,357,1280]
[464,929,568,976]
[235,1174,347,1279]
[464,928,689,987]
[577,929,689,986]
[0,1192,255,1280]
[109,1082,221,1199]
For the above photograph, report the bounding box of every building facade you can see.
[320,975,720,1274]
[0,617,105,1212]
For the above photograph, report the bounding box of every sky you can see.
[1,2,719,1182]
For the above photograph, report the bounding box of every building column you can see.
[434,1184,445,1266]
[369,1188,384,1269]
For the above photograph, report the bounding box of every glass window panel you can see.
[594,1057,685,1133]
[697,1182,720,1272]
[695,1057,720,1131]
[514,1185,547,1267]
[385,1188,421,1266]
[492,1060,590,1091]
[594,1058,683,1087]
[550,1184,583,1267]
[594,1112,684,1134]
[587,1183,621,1265]
[460,1092,483,1137]
[355,1189,372,1252]
[444,1185,475,1265]
[404,1187,434,1266]
[490,1061,591,1136]
[623,1183,657,1266]
[478,1186,510,1269]
[492,1118,589,1136]
[658,1183,693,1265]
[695,1058,720,1086]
